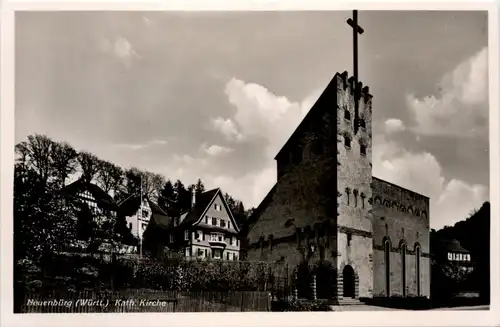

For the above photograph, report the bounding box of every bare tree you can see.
[51,141,78,188]
[17,134,57,188]
[142,171,166,201]
[78,151,102,183]
[97,160,124,194]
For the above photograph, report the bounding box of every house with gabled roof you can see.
[62,178,119,225]
[146,188,241,261]
[119,195,170,244]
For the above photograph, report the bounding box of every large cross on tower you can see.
[347,10,364,134]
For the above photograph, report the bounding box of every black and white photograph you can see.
[1,2,498,325]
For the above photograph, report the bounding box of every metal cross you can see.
[347,10,364,134]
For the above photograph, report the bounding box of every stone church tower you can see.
[336,71,374,299]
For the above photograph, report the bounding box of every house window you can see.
[360,144,367,156]
[347,233,352,246]
[214,204,222,211]
[205,249,208,257]
[344,136,351,148]
[212,217,217,226]
[344,108,351,120]
[205,216,209,224]
[234,253,238,261]
[142,210,148,218]
[184,230,189,241]
[221,220,226,228]
[218,234,224,242]
[195,231,201,241]
[170,234,174,243]
[198,249,204,257]
[228,221,231,229]
[211,233,218,242]
[185,247,191,257]
[227,252,230,260]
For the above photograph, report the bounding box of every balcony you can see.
[208,238,227,249]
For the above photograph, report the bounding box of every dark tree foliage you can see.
[430,202,490,303]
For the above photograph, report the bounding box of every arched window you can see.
[400,241,407,297]
[384,238,391,296]
[416,244,421,296]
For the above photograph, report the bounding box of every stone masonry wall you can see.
[371,178,430,298]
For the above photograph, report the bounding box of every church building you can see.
[244,71,431,302]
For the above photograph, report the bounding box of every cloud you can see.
[115,139,167,151]
[210,117,243,141]
[101,36,140,68]
[373,135,488,229]
[222,78,317,157]
[202,144,234,156]
[385,119,406,134]
[407,47,488,137]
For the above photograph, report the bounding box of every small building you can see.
[437,239,474,273]
[146,188,241,261]
[118,195,169,243]
[61,178,120,253]
[63,178,119,223]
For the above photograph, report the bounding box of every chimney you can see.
[191,187,196,208]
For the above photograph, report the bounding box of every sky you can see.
[15,11,489,229]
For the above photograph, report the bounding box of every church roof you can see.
[274,72,342,160]
[62,178,119,211]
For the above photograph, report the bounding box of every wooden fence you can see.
[21,289,271,313]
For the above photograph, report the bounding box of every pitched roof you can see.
[274,72,341,160]
[118,195,171,229]
[62,178,118,211]
[440,239,470,253]
[179,188,219,226]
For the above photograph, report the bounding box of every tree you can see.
[142,171,165,201]
[51,141,78,188]
[97,160,124,195]
[195,178,205,195]
[78,151,102,183]
[14,163,76,261]
[174,180,189,211]
[158,180,176,212]
[16,134,57,189]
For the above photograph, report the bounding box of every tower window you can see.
[344,136,351,148]
[360,144,367,155]
[344,109,351,120]
[359,119,366,129]
[347,233,352,246]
